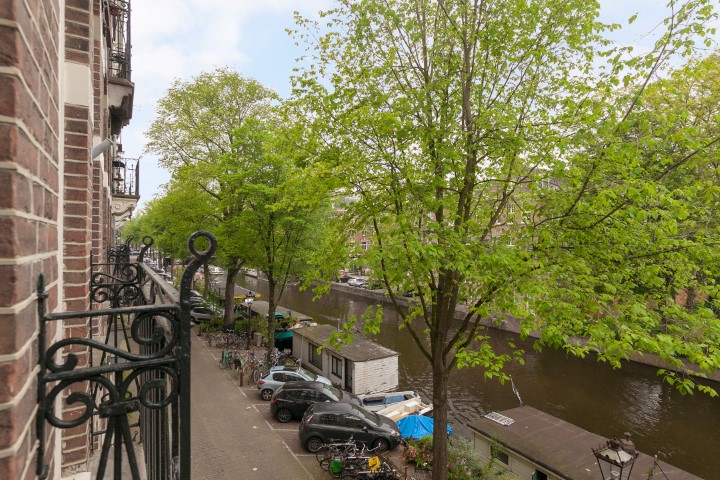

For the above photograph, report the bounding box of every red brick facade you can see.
[0,0,62,477]
[0,0,124,478]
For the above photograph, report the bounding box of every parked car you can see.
[257,366,332,401]
[189,290,204,307]
[299,402,402,453]
[348,277,369,288]
[270,381,360,423]
[208,265,224,275]
[190,305,217,323]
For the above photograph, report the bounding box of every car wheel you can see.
[260,389,274,401]
[276,408,293,423]
[305,436,324,453]
[372,437,390,452]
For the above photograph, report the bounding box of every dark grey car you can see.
[299,402,401,453]
[270,381,359,423]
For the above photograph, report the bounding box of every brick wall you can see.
[0,0,62,478]
[61,0,96,473]
[2,0,124,476]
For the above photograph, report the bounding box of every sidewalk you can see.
[189,331,328,480]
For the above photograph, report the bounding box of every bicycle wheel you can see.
[316,448,334,470]
[251,367,260,383]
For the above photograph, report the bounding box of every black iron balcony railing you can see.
[112,156,139,197]
[36,231,216,479]
[105,0,132,81]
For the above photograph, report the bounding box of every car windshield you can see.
[299,368,317,380]
[354,406,380,425]
[322,384,342,400]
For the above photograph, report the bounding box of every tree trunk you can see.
[266,277,277,358]
[223,266,240,330]
[431,348,449,480]
[202,263,210,298]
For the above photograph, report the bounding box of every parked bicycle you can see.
[317,442,395,479]
[218,349,239,369]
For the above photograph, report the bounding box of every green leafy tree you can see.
[227,115,333,352]
[289,1,718,478]
[144,68,333,339]
[144,68,277,327]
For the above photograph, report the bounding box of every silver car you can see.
[189,305,218,323]
[257,366,332,401]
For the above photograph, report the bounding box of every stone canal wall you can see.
[329,282,720,383]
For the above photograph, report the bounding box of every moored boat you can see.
[375,396,433,422]
[357,390,423,412]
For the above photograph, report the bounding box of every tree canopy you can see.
[289,1,719,477]
[141,68,332,340]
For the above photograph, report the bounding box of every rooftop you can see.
[468,405,701,480]
[292,324,399,362]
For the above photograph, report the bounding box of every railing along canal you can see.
[36,231,216,479]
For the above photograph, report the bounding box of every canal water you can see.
[239,277,718,478]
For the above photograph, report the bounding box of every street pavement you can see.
[190,331,329,480]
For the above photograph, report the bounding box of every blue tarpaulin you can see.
[396,415,452,439]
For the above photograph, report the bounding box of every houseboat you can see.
[291,324,399,395]
[469,405,702,480]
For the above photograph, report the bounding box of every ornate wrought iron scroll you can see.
[37,231,216,480]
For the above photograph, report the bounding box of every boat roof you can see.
[468,405,702,480]
[292,324,399,362]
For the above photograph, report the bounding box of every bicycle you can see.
[218,349,238,369]
[340,447,396,479]
[316,439,359,471]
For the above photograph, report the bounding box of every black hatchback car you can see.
[270,381,360,423]
[299,402,401,453]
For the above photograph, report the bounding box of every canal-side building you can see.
[292,324,399,394]
[469,405,701,480]
[1,1,139,478]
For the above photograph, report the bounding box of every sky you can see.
[123,0,717,212]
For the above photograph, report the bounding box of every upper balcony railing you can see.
[105,0,132,81]
[112,156,139,198]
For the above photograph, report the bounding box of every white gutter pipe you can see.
[91,137,115,159]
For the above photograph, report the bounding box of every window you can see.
[331,356,343,377]
[319,414,341,426]
[315,392,331,402]
[343,415,366,429]
[309,342,322,369]
[533,471,548,480]
[299,390,317,401]
[491,442,509,465]
[360,241,368,250]
[494,450,509,465]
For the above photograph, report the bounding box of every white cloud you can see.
[126,0,334,209]
[125,0,716,210]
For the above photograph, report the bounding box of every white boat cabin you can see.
[291,324,399,395]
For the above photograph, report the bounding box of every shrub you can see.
[403,437,433,470]
[448,437,485,480]
[403,436,492,480]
